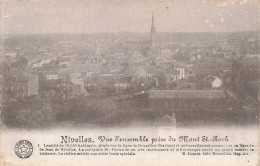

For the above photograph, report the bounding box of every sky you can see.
[1,0,258,34]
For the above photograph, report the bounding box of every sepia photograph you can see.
[0,0,259,165]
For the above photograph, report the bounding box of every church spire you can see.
[151,12,154,29]
[150,12,156,47]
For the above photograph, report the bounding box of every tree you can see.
[62,97,119,125]
[2,92,56,129]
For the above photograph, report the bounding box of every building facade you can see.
[4,70,39,100]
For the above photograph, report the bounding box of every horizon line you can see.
[2,30,258,36]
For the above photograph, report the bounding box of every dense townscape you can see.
[0,16,259,128]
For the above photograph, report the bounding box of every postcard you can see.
[0,0,259,165]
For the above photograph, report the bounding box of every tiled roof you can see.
[7,69,27,81]
[149,90,226,99]
[193,57,232,75]
[7,69,38,82]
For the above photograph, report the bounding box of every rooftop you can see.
[71,78,84,85]
[149,90,226,100]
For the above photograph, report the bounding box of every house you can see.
[134,66,163,79]
[176,68,185,79]
[204,75,223,88]
[33,63,59,78]
[58,68,75,79]
[212,77,223,88]
[83,77,96,90]
[25,72,39,97]
[32,57,56,68]
[70,73,81,79]
[85,72,95,77]
[159,49,172,59]
[4,69,39,100]
[190,55,197,62]
[11,56,28,70]
[114,76,132,92]
[155,57,168,66]
[193,57,232,77]
[47,74,59,80]
[165,68,179,82]
[166,66,186,83]
[66,78,86,98]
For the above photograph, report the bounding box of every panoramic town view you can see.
[0,1,259,166]
[0,7,259,129]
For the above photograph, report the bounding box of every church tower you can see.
[150,12,156,47]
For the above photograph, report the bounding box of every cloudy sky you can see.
[2,0,258,34]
